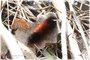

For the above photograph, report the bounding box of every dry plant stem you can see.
[22,6,36,18]
[79,3,83,10]
[73,6,90,60]
[11,0,23,26]
[67,21,83,60]
[34,44,45,56]
[80,16,90,19]
[1,0,7,9]
[52,0,68,60]
[67,10,82,59]
[0,11,25,60]
[56,20,61,34]
[68,1,90,59]
[2,12,14,24]
[20,7,26,19]
[17,41,39,60]
[7,0,11,31]
[7,9,16,14]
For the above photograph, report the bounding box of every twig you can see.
[52,0,68,60]
[0,11,25,60]
[11,0,24,27]
[67,20,83,60]
[68,1,90,59]
[17,41,39,59]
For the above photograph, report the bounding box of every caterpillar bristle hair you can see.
[27,12,57,45]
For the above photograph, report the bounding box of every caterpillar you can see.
[27,12,57,44]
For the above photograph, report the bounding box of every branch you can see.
[52,0,68,60]
[0,11,25,60]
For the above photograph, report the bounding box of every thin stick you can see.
[68,1,90,59]
[67,20,83,60]
[17,41,39,59]
[7,0,10,31]
[0,11,25,60]
[52,0,68,60]
[11,0,23,26]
